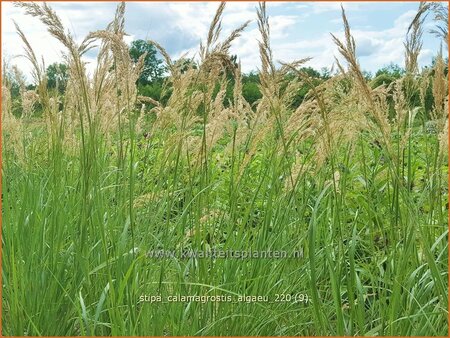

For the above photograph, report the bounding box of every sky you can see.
[2,1,448,82]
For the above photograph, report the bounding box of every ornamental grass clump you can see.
[2,1,448,336]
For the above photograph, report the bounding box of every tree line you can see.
[5,39,447,118]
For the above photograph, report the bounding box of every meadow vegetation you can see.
[2,2,448,335]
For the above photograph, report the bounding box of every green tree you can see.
[300,66,321,79]
[46,63,68,93]
[242,72,262,106]
[375,63,405,78]
[129,39,165,85]
[371,63,405,88]
[320,67,332,80]
[174,57,198,73]
[290,67,324,107]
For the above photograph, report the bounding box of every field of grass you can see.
[2,2,448,336]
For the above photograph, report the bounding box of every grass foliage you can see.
[2,2,448,336]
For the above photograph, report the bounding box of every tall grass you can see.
[2,2,448,336]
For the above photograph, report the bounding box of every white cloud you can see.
[301,2,364,14]
[270,15,299,38]
[264,8,437,74]
[2,2,443,82]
